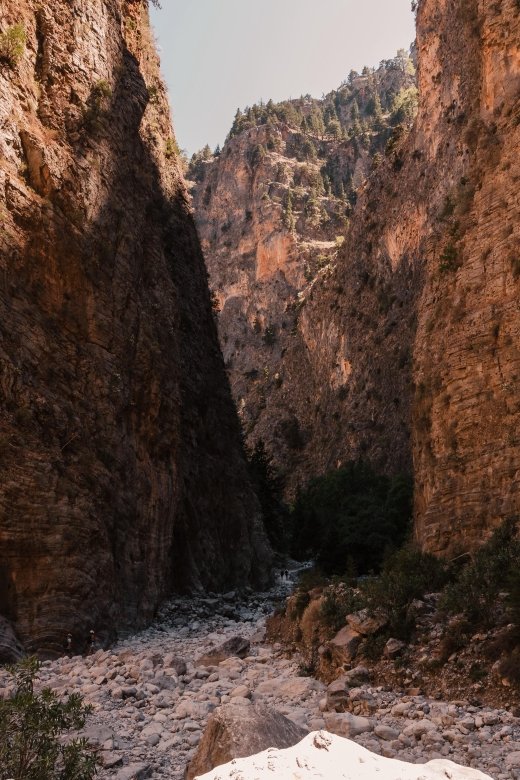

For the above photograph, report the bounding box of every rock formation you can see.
[194,730,494,780]
[191,0,520,553]
[189,58,416,495]
[410,0,520,553]
[186,703,308,780]
[0,0,271,655]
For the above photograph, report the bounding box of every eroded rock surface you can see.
[0,581,517,780]
[194,730,494,780]
[0,0,270,654]
[185,702,307,780]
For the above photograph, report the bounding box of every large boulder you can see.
[196,636,250,666]
[346,609,387,636]
[185,703,307,780]
[328,627,362,665]
[194,730,494,780]
[323,712,374,738]
[0,615,25,663]
[325,677,350,712]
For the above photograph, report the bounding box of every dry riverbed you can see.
[2,578,520,780]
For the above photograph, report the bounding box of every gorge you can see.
[191,0,520,557]
[0,0,518,684]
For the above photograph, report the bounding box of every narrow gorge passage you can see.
[3,578,518,780]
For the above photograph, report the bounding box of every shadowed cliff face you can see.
[0,0,271,655]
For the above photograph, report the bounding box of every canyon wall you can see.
[412,0,520,553]
[0,0,270,654]
[191,61,416,495]
[194,0,520,554]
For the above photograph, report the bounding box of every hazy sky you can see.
[150,1,416,156]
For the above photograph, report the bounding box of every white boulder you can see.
[194,730,494,780]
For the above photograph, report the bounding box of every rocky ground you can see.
[1,576,520,780]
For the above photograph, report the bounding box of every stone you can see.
[255,676,318,699]
[163,655,187,676]
[323,712,374,738]
[402,720,437,739]
[114,764,151,780]
[230,685,251,699]
[192,730,495,780]
[328,627,362,664]
[185,702,308,780]
[346,610,387,636]
[326,677,350,712]
[505,752,520,769]
[343,666,371,686]
[384,639,406,658]
[196,636,251,666]
[375,725,400,741]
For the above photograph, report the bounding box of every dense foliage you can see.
[247,440,290,552]
[439,517,520,627]
[290,461,413,574]
[0,658,98,780]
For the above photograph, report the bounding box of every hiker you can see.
[85,629,96,655]
[64,632,73,656]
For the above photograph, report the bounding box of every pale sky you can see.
[150,1,416,156]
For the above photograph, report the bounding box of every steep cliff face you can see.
[192,0,520,555]
[0,0,270,654]
[190,61,416,493]
[289,0,520,552]
[411,0,520,553]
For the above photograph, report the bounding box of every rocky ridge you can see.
[0,0,270,655]
[189,56,416,495]
[3,581,520,780]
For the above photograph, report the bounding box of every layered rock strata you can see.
[193,0,520,553]
[0,0,270,654]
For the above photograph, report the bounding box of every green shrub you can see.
[165,136,180,159]
[0,657,99,780]
[320,585,363,632]
[361,546,449,639]
[439,242,460,272]
[84,80,112,131]
[499,647,520,686]
[439,517,520,628]
[0,24,26,68]
[290,461,413,575]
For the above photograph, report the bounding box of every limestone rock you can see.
[0,0,271,654]
[196,636,250,666]
[0,615,25,663]
[346,610,387,637]
[326,677,350,712]
[193,730,495,780]
[323,712,374,738]
[185,702,308,780]
[329,627,362,665]
[384,639,406,659]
